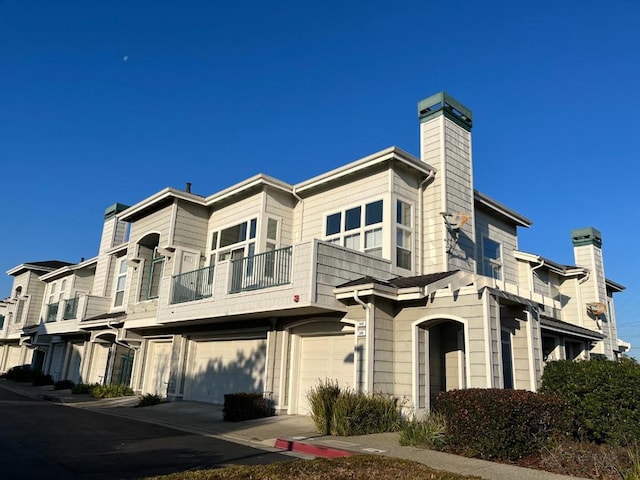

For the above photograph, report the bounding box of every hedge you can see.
[540,358,640,445]
[436,388,571,460]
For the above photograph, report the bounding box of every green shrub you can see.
[32,373,54,386]
[307,380,402,436]
[399,412,447,449]
[71,383,100,394]
[540,358,640,446]
[53,379,75,390]
[4,365,37,382]
[436,388,570,460]
[90,384,134,399]
[223,393,270,421]
[308,379,341,434]
[137,393,163,408]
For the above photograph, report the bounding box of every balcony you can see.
[171,266,215,304]
[229,246,292,294]
[157,240,393,324]
[63,297,79,320]
[46,302,59,323]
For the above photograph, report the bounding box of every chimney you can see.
[185,182,192,194]
[572,227,615,358]
[418,92,475,274]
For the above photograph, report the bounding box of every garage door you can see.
[5,345,22,371]
[184,338,266,404]
[87,343,110,384]
[65,342,84,384]
[143,341,172,396]
[297,334,355,415]
[48,343,66,381]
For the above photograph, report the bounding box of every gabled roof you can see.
[540,316,605,341]
[7,261,75,277]
[295,146,436,194]
[474,190,532,227]
[606,278,625,293]
[39,256,98,281]
[337,271,458,289]
[513,251,587,277]
[335,271,459,302]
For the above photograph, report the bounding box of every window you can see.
[0,314,4,330]
[210,218,257,262]
[324,200,384,257]
[147,247,165,299]
[114,260,128,307]
[482,237,502,280]
[396,200,412,270]
[501,329,514,389]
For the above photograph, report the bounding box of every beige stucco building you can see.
[0,92,629,415]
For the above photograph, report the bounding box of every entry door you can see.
[48,343,66,381]
[65,343,83,384]
[143,341,172,396]
[173,251,200,303]
[87,343,111,384]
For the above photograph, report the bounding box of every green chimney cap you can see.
[104,203,130,221]
[572,227,602,248]
[418,91,473,131]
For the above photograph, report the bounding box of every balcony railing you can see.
[63,297,79,320]
[230,246,292,294]
[170,266,215,304]
[46,302,59,323]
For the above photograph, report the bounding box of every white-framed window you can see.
[113,259,128,307]
[482,237,502,280]
[146,247,165,299]
[324,199,383,257]
[501,328,514,389]
[209,218,258,264]
[396,199,412,270]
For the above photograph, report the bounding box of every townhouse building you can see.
[0,92,628,415]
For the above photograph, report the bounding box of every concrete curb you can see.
[275,438,353,458]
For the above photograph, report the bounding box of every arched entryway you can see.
[414,317,468,412]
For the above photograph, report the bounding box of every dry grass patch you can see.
[142,455,480,480]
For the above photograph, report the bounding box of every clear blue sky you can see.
[1,1,638,353]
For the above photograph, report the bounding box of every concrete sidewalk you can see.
[0,380,583,480]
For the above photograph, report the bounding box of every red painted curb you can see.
[275,439,353,458]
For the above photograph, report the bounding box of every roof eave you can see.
[474,190,532,227]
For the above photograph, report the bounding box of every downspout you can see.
[108,320,139,352]
[354,290,372,393]
[292,187,304,242]
[418,170,436,275]
[528,257,544,391]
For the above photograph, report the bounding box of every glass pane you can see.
[397,247,411,270]
[116,276,126,290]
[367,247,382,257]
[148,259,164,298]
[220,222,247,248]
[483,238,501,260]
[249,218,257,239]
[119,260,128,274]
[61,280,67,291]
[211,231,218,250]
[344,233,360,250]
[326,213,341,236]
[327,238,340,245]
[365,228,382,249]
[114,291,124,307]
[365,200,383,225]
[397,200,411,226]
[397,228,411,247]
[267,218,278,240]
[345,207,361,231]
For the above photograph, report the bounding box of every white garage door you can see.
[65,342,84,384]
[143,341,173,396]
[5,345,22,371]
[87,343,110,384]
[297,334,355,415]
[48,343,66,381]
[184,338,266,404]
